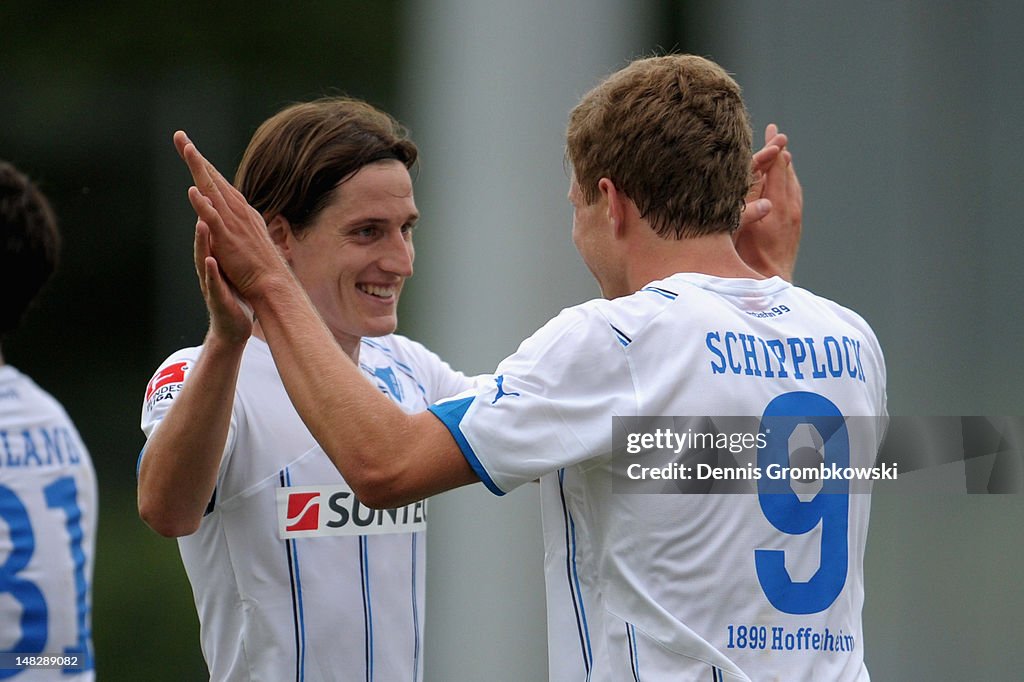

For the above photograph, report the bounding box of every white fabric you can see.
[0,365,97,681]
[431,273,887,682]
[141,335,474,682]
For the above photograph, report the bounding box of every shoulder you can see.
[539,283,685,351]
[361,333,456,375]
[494,299,639,380]
[0,366,92,466]
[363,333,425,360]
[0,365,75,425]
[788,285,883,346]
[504,288,684,361]
[783,286,887,393]
[147,345,204,374]
[141,345,204,414]
[144,344,204,385]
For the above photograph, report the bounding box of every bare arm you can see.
[236,260,477,507]
[736,123,804,281]
[137,222,253,536]
[175,132,478,508]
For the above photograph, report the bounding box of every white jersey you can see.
[0,366,97,681]
[141,335,475,682]
[430,273,887,682]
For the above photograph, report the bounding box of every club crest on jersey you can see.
[276,485,427,539]
[371,366,404,402]
[144,360,191,411]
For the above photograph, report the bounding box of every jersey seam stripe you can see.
[627,623,641,682]
[609,324,633,347]
[287,467,307,682]
[641,286,679,300]
[411,533,421,682]
[558,468,593,677]
[280,469,305,682]
[360,536,374,682]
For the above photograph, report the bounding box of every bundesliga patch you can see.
[277,484,427,539]
[144,360,190,412]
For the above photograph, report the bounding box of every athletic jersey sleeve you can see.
[138,345,239,482]
[428,303,636,494]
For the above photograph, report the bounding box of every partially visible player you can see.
[137,98,480,681]
[0,161,97,680]
[179,54,884,681]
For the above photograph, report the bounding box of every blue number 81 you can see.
[0,478,91,677]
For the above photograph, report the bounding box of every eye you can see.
[401,222,417,237]
[353,225,379,240]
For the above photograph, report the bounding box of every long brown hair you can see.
[235,96,418,236]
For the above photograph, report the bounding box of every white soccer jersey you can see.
[141,335,475,682]
[0,366,97,681]
[430,273,887,682]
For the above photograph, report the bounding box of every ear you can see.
[266,215,294,262]
[597,177,627,238]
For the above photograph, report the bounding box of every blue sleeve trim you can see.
[427,397,505,496]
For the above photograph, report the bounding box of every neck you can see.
[612,232,766,298]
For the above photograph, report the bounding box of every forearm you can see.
[176,132,476,506]
[138,333,246,536]
[244,271,480,506]
[247,273,418,499]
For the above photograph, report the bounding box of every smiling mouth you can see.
[357,283,398,299]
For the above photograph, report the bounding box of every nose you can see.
[379,230,414,277]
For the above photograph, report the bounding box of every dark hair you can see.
[566,54,753,238]
[0,161,61,338]
[235,96,418,235]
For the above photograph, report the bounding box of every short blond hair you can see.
[566,55,752,238]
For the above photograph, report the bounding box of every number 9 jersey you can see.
[429,273,886,682]
[0,365,97,680]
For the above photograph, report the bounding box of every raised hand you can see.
[173,130,291,303]
[735,123,804,281]
[194,218,253,343]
